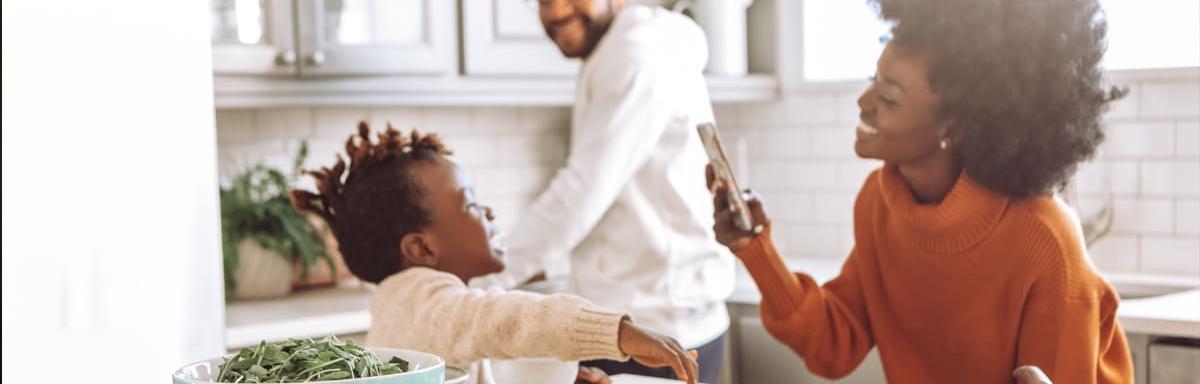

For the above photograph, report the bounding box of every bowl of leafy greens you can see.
[173,336,444,383]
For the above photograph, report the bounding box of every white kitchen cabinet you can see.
[211,0,782,106]
[211,0,297,76]
[296,0,457,76]
[212,0,457,77]
[461,0,578,76]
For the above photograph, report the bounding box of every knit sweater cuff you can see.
[565,307,629,362]
[735,225,804,317]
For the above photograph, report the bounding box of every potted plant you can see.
[220,142,333,300]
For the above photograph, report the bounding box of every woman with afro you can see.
[707,0,1132,381]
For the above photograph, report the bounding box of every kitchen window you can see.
[801,0,1200,82]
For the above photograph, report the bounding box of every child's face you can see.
[409,158,506,281]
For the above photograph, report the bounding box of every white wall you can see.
[1,1,226,383]
[214,107,571,232]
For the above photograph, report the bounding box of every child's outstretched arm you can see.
[373,268,697,383]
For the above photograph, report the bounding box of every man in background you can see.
[475,0,734,382]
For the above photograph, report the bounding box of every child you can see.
[291,122,697,384]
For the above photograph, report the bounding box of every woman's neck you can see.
[897,151,961,204]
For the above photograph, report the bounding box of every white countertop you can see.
[225,260,1198,351]
[726,258,1200,339]
[1116,289,1200,338]
[225,281,374,349]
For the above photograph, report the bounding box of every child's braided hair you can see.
[290,121,452,283]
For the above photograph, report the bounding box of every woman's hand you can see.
[706,164,770,252]
[616,319,699,384]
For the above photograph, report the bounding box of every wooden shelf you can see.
[213,74,779,108]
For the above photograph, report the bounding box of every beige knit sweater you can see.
[365,267,629,383]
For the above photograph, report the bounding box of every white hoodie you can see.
[476,5,735,349]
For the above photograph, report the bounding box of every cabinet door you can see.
[211,0,297,75]
[736,313,887,383]
[295,0,456,76]
[462,0,578,76]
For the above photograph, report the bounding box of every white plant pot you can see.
[231,238,294,300]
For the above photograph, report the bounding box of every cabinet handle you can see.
[307,51,326,66]
[275,50,297,65]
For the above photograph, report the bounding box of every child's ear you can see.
[399,232,438,267]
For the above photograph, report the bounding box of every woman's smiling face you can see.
[854,43,952,164]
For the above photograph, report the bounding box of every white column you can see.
[2,1,226,383]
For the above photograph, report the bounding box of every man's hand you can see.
[616,319,699,384]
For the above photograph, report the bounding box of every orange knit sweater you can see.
[737,165,1133,383]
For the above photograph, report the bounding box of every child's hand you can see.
[575,366,612,384]
[617,319,699,384]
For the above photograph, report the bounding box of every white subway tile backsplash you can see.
[1072,160,1139,196]
[739,101,787,125]
[785,95,838,124]
[256,108,313,139]
[761,129,812,159]
[443,135,498,166]
[473,168,525,197]
[1140,237,1200,276]
[1104,123,1175,157]
[1112,199,1174,234]
[1103,83,1138,120]
[1140,82,1200,118]
[788,225,841,257]
[811,128,857,158]
[472,107,521,131]
[1141,160,1200,196]
[1086,235,1139,273]
[748,161,791,191]
[368,107,423,132]
[314,108,370,138]
[812,193,855,225]
[788,161,838,191]
[759,192,812,224]
[215,109,256,142]
[298,140,345,172]
[836,160,882,192]
[518,107,571,134]
[493,136,568,166]
[713,104,739,127]
[1177,200,1200,235]
[836,89,868,124]
[421,107,472,133]
[837,228,856,257]
[213,73,1200,284]
[1178,120,1200,157]
[768,223,792,254]
[720,128,761,174]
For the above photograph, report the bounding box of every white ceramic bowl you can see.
[173,347,445,384]
[490,358,578,383]
[443,366,469,384]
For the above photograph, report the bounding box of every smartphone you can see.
[697,122,753,232]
